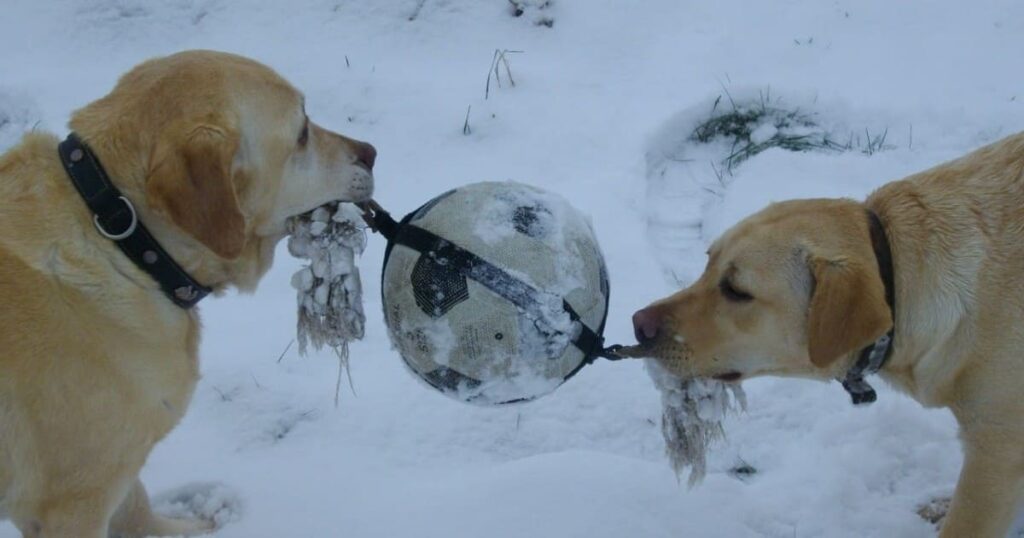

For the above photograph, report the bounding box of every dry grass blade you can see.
[485,49,524,99]
[408,0,428,21]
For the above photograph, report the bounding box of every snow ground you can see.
[1,0,1023,536]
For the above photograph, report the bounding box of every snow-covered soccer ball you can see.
[381,181,610,405]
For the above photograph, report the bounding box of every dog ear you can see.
[147,119,246,259]
[806,253,891,368]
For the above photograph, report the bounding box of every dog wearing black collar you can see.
[0,50,375,537]
[632,131,1024,538]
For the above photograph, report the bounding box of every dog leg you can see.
[940,428,1024,538]
[109,479,214,538]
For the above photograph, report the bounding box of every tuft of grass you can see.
[860,127,890,156]
[691,89,892,175]
[693,106,843,173]
[485,49,523,99]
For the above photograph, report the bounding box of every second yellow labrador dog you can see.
[633,132,1024,537]
[0,50,375,537]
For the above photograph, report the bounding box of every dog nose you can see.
[632,307,662,342]
[354,142,377,171]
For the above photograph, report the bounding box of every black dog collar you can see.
[58,133,211,309]
[841,209,896,405]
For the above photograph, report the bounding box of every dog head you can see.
[70,50,375,290]
[632,198,892,382]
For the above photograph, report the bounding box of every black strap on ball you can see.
[360,202,620,365]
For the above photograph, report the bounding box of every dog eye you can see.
[297,119,309,146]
[719,278,753,302]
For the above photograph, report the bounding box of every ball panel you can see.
[512,203,554,238]
[383,245,460,373]
[410,254,469,318]
[421,366,482,393]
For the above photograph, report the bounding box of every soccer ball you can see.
[381,181,610,405]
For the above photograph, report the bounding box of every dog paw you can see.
[917,496,950,525]
[152,482,243,531]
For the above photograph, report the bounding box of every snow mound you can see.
[644,89,901,284]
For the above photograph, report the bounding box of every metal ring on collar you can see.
[93,196,138,240]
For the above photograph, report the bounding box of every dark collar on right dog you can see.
[58,133,211,309]
[841,209,897,405]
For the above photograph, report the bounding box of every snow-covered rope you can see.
[287,203,367,403]
[646,359,746,486]
[604,344,746,485]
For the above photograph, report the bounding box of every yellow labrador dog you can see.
[0,50,375,537]
[633,132,1024,537]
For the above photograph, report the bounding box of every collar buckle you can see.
[93,196,138,240]
[842,331,893,405]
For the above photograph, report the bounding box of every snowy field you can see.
[2,1,1023,536]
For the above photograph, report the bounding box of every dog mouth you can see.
[713,371,743,382]
[289,193,371,223]
[289,170,375,220]
[290,201,340,222]
[614,344,744,383]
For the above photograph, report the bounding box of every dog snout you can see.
[632,306,663,343]
[353,141,376,171]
